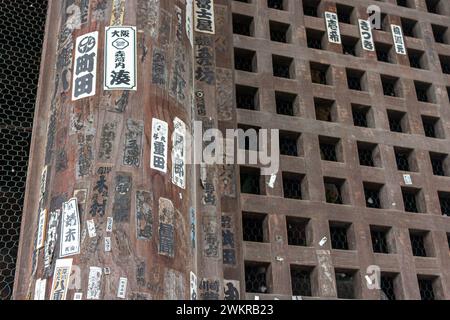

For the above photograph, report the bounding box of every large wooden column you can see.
[13,0,203,300]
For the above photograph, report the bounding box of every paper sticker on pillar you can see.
[36,209,48,250]
[403,174,412,185]
[87,219,96,238]
[325,12,341,44]
[150,118,169,173]
[87,267,102,300]
[105,237,112,252]
[34,278,47,300]
[104,26,137,90]
[106,217,114,233]
[60,198,81,258]
[158,197,175,257]
[73,292,83,300]
[194,0,215,34]
[172,118,186,189]
[136,191,154,240]
[72,31,99,101]
[117,277,128,299]
[44,209,60,272]
[50,258,73,300]
[190,272,197,300]
[358,19,375,52]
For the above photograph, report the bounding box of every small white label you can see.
[87,267,102,300]
[106,217,114,233]
[105,237,112,252]
[72,31,99,101]
[36,209,48,250]
[60,198,80,258]
[34,278,47,300]
[319,237,328,247]
[150,118,169,173]
[267,174,277,189]
[86,219,96,238]
[403,174,412,185]
[117,277,128,299]
[104,26,137,90]
[73,292,83,300]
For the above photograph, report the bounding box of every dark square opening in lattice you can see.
[375,42,394,63]
[381,75,401,97]
[422,115,443,138]
[319,136,341,162]
[381,274,397,300]
[414,81,435,103]
[315,98,336,122]
[302,0,320,17]
[270,20,290,43]
[233,13,254,37]
[402,188,424,213]
[409,49,427,69]
[370,226,390,253]
[387,110,408,133]
[430,152,448,176]
[282,172,305,200]
[245,262,270,293]
[395,147,415,172]
[438,192,450,216]
[236,85,258,110]
[358,142,379,167]
[426,0,443,14]
[330,222,350,250]
[238,124,261,151]
[287,217,310,247]
[234,48,257,72]
[243,212,267,243]
[336,4,354,24]
[275,91,297,116]
[268,0,285,10]
[401,18,419,38]
[409,231,428,257]
[439,55,450,74]
[240,166,262,195]
[418,278,435,301]
[290,266,312,296]
[431,24,448,44]
[279,131,301,157]
[364,183,384,209]
[346,69,365,91]
[397,0,409,7]
[342,36,358,57]
[335,270,356,299]
[310,62,331,85]
[272,55,294,79]
[352,104,372,128]
[306,28,324,50]
[324,178,346,205]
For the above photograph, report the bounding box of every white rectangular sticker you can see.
[34,278,47,300]
[105,237,112,252]
[72,31,99,101]
[325,11,341,44]
[359,19,375,52]
[60,198,81,258]
[87,219,96,238]
[190,272,197,300]
[106,217,114,233]
[104,26,137,90]
[186,0,194,46]
[74,292,83,300]
[391,24,406,55]
[36,209,48,250]
[50,258,73,300]
[117,277,128,299]
[403,174,413,185]
[194,0,215,34]
[87,267,102,300]
[172,118,186,189]
[150,118,169,173]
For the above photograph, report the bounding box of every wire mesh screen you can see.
[0,0,48,300]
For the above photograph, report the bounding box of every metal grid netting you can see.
[0,0,48,300]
